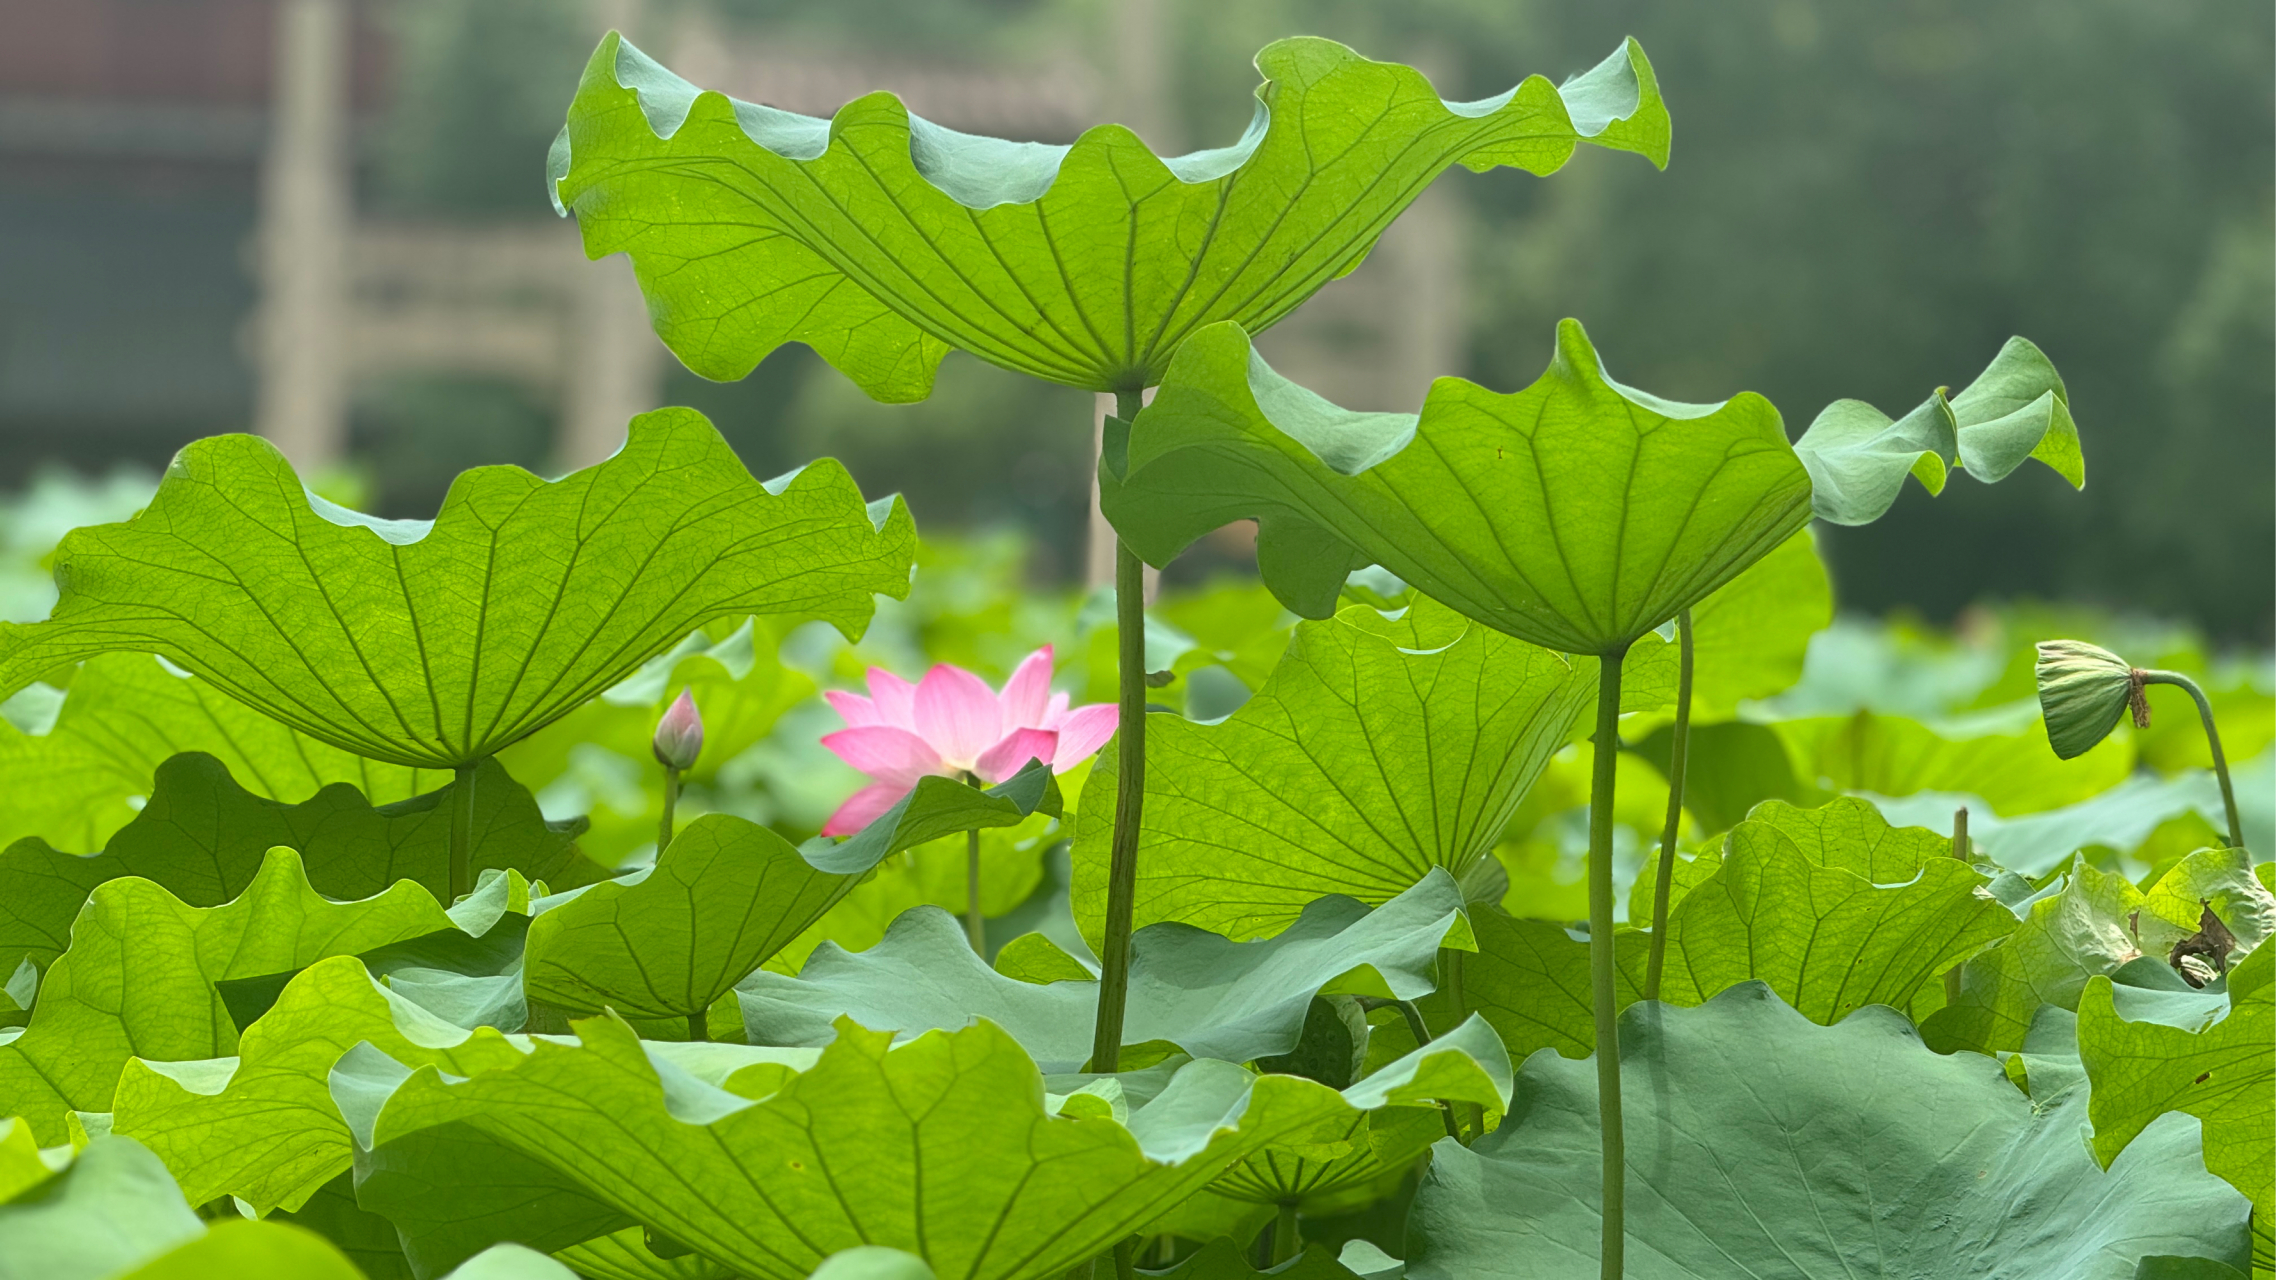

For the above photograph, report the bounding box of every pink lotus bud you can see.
[652,689,704,770]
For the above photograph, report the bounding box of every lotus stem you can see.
[1944,806,1968,1006]
[1272,1202,1301,1266]
[448,762,478,904]
[1587,647,1628,1280]
[1378,997,1463,1141]
[658,765,681,854]
[1090,388,1150,1074]
[1642,609,1693,1002]
[965,826,986,954]
[2140,670,2242,851]
[687,1005,707,1043]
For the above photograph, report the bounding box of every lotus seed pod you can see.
[2035,639,2138,760]
[652,689,704,770]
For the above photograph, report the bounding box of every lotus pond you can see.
[0,25,2268,1280]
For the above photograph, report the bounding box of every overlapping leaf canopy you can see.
[551,34,1668,399]
[1070,599,1590,941]
[0,411,916,768]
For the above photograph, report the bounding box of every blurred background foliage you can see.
[0,0,2267,638]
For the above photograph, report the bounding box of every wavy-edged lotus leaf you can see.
[1140,1240,1385,1278]
[0,1135,203,1280]
[554,1229,733,1280]
[1440,799,2011,1062]
[0,1119,53,1204]
[2133,844,2273,965]
[552,33,1667,399]
[498,619,814,811]
[1106,319,1813,655]
[0,850,456,1143]
[335,1010,1477,1280]
[1069,599,1588,942]
[1794,336,2085,526]
[113,1219,371,1280]
[0,655,443,853]
[1208,1013,1509,1212]
[524,768,1059,1022]
[1775,707,2134,816]
[1923,857,2151,1055]
[2080,944,2272,1230]
[1406,983,2251,1279]
[737,871,1471,1072]
[111,957,534,1213]
[1619,529,1832,720]
[0,411,916,768]
[0,754,589,978]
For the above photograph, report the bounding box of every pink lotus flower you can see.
[820,646,1118,836]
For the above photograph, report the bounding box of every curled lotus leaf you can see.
[551,33,1667,399]
[1793,336,2084,526]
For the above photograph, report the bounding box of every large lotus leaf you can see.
[112,957,536,1214]
[497,618,813,803]
[552,33,1666,399]
[1869,769,2233,877]
[2080,945,2272,1230]
[0,655,442,852]
[1105,319,1812,654]
[740,872,1469,1072]
[524,769,1058,1021]
[1069,598,1588,942]
[553,1229,732,1280]
[2133,845,2274,963]
[335,1011,1470,1280]
[1923,858,2151,1055]
[1435,799,2011,1062]
[0,1119,51,1203]
[1776,707,2133,815]
[0,850,456,1143]
[114,1221,372,1280]
[0,1135,204,1280]
[1619,529,1832,720]
[0,753,589,977]
[1795,336,2085,526]
[0,411,916,768]
[1406,983,2251,1279]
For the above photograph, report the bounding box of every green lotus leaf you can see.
[0,1135,204,1280]
[0,411,916,768]
[1871,769,2232,877]
[111,956,536,1213]
[1774,707,2134,815]
[553,1228,733,1280]
[0,753,589,978]
[737,871,1470,1072]
[1069,598,1587,942]
[1105,319,1813,655]
[1439,798,2013,1061]
[1794,336,2084,526]
[1921,849,2266,1055]
[1406,983,2251,1279]
[1620,529,1833,719]
[1207,1013,1509,1211]
[523,768,1059,1023]
[426,1246,581,1280]
[114,1219,371,1280]
[2080,937,2273,1229]
[552,33,1666,399]
[0,654,442,853]
[335,1011,1429,1280]
[0,1118,53,1204]
[0,850,456,1143]
[266,1170,422,1280]
[1139,1240,1384,1278]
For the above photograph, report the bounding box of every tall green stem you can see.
[687,1005,708,1043]
[658,765,681,854]
[1587,647,1628,1280]
[1642,610,1693,1002]
[448,762,479,904]
[1271,1202,1300,1266]
[2141,670,2243,850]
[1090,387,1149,1074]
[965,825,986,954]
[1944,806,1969,1006]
